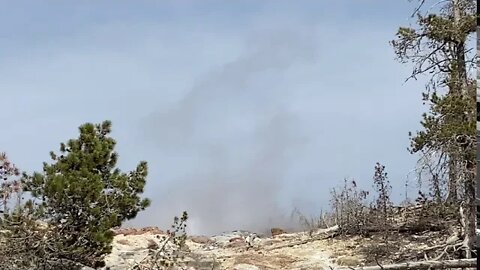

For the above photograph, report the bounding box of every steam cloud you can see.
[137,30,317,236]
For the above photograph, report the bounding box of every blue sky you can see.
[1,1,431,235]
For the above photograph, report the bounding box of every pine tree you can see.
[391,0,476,257]
[22,120,151,267]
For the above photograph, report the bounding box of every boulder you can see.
[189,235,213,245]
[271,227,287,237]
[227,237,246,248]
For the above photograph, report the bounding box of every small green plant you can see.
[134,211,189,270]
[156,211,189,268]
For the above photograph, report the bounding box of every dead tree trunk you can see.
[336,258,476,270]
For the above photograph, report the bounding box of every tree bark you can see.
[336,258,476,270]
[451,0,476,259]
[446,159,458,203]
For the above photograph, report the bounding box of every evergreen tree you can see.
[22,120,151,267]
[391,0,476,257]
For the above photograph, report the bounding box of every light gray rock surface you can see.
[100,228,336,270]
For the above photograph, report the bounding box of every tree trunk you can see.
[461,161,476,258]
[451,0,476,259]
[446,158,458,203]
[336,258,476,270]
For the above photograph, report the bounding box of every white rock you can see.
[233,263,260,270]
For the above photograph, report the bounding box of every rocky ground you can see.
[100,217,460,270]
[91,202,469,270]
[104,227,338,270]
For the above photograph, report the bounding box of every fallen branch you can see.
[336,258,476,270]
[266,225,340,251]
[360,222,446,235]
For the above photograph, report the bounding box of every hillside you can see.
[96,204,470,270]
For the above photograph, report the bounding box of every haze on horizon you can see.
[0,1,430,236]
